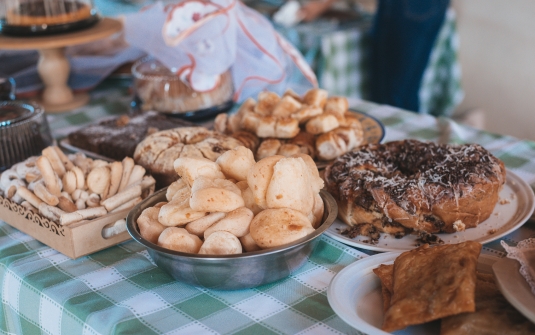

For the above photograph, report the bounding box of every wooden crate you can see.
[0,195,131,259]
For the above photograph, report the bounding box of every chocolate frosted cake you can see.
[67,111,192,161]
[2,0,99,36]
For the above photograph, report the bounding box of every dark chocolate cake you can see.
[67,111,192,161]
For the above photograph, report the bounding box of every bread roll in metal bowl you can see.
[126,188,337,290]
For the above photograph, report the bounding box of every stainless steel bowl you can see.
[126,188,337,290]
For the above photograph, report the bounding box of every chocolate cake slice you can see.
[67,111,193,161]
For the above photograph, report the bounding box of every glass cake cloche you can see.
[0,0,99,36]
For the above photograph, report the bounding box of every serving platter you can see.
[327,252,499,335]
[324,169,535,252]
[493,256,535,323]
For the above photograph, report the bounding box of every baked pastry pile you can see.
[374,242,535,334]
[0,145,155,227]
[325,139,506,240]
[137,146,325,255]
[214,88,364,161]
[133,127,244,188]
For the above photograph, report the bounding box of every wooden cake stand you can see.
[0,18,123,113]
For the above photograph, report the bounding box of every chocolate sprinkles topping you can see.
[325,139,506,237]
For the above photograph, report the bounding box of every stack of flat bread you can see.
[374,241,535,334]
[137,146,325,255]
[214,88,364,161]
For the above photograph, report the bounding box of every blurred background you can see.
[2,0,535,141]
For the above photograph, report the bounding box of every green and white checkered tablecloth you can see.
[2,83,535,334]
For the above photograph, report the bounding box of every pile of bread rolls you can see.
[0,146,155,226]
[137,146,325,255]
[214,88,365,161]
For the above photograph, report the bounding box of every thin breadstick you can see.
[21,201,37,213]
[110,196,142,213]
[16,186,43,209]
[59,206,107,226]
[125,175,156,192]
[101,185,141,211]
[42,147,66,178]
[52,146,74,171]
[27,179,41,192]
[140,175,156,190]
[36,156,61,196]
[126,165,145,188]
[107,161,123,198]
[118,157,134,192]
[34,183,59,206]
[39,203,66,222]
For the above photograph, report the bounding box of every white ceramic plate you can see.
[325,169,535,252]
[327,252,499,335]
[492,256,535,323]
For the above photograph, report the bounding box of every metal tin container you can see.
[0,100,53,172]
[126,188,337,290]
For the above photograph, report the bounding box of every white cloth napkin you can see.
[273,0,303,28]
[501,238,535,295]
[122,1,317,102]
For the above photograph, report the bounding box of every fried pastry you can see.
[372,263,394,314]
[382,241,482,332]
[441,272,535,334]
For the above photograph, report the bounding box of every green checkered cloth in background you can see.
[320,28,364,100]
[278,7,463,116]
[2,83,535,334]
[419,8,464,117]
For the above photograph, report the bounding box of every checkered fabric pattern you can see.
[419,8,464,117]
[0,229,367,335]
[2,84,535,334]
[320,28,364,100]
[277,8,463,116]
